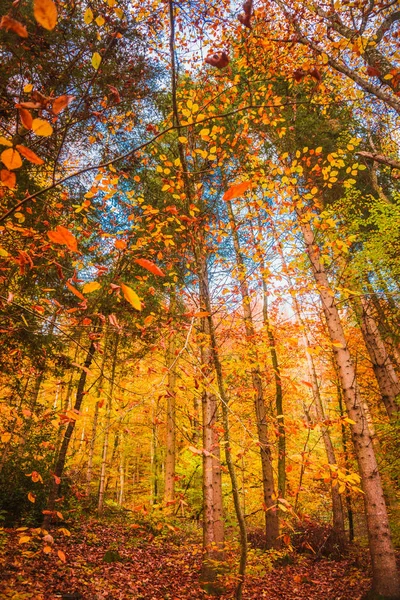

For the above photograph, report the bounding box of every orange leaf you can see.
[223,181,252,201]
[301,380,313,388]
[57,549,66,563]
[1,148,22,170]
[115,239,127,250]
[52,95,75,115]
[66,281,85,301]
[1,169,16,189]
[34,0,57,30]
[47,225,78,251]
[43,545,52,554]
[134,258,165,277]
[28,492,36,503]
[16,145,44,165]
[0,15,28,38]
[19,108,33,130]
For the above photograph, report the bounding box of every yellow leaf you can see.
[19,536,31,544]
[82,281,101,294]
[92,52,102,70]
[121,283,142,311]
[178,136,187,143]
[0,136,12,147]
[95,15,105,26]
[1,148,22,170]
[23,83,33,93]
[32,118,53,137]
[1,432,11,443]
[344,417,356,425]
[34,0,57,30]
[84,8,93,24]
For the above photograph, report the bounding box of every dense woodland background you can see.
[0,0,399,598]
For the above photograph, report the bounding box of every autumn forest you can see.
[0,0,399,598]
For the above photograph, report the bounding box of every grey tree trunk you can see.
[226,200,279,548]
[299,217,400,598]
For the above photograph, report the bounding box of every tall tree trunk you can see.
[226,200,279,548]
[198,254,225,595]
[299,217,400,598]
[118,437,124,507]
[86,332,109,497]
[357,298,400,419]
[98,334,119,514]
[302,336,346,544]
[336,376,355,542]
[43,337,97,528]
[206,299,248,599]
[164,292,177,510]
[261,278,285,498]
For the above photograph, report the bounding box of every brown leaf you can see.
[205,51,230,69]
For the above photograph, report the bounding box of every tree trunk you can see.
[199,254,225,595]
[302,336,346,544]
[226,200,279,548]
[299,217,400,598]
[358,298,400,419]
[206,299,248,599]
[43,337,96,528]
[164,292,177,510]
[98,334,119,514]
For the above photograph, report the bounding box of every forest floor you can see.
[0,519,373,600]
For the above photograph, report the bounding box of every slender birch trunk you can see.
[302,337,346,544]
[226,200,279,547]
[164,292,177,509]
[198,254,225,594]
[299,217,400,598]
[358,298,400,419]
[98,334,119,514]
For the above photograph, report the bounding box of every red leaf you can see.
[134,258,165,277]
[223,181,252,201]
